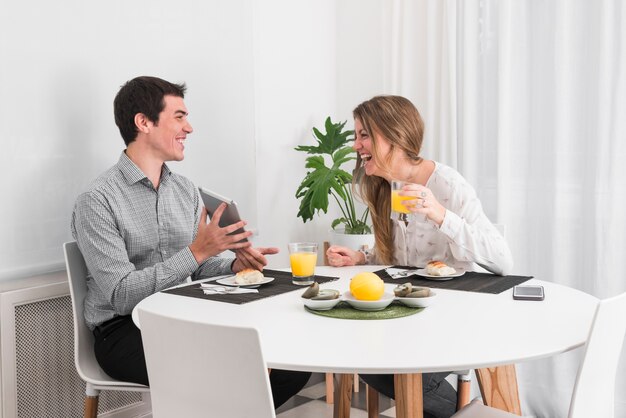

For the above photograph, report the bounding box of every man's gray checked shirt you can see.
[71,152,233,330]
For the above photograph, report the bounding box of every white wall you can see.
[253,0,386,268]
[0,0,386,279]
[251,0,336,267]
[0,0,258,280]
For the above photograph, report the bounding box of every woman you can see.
[326,95,513,418]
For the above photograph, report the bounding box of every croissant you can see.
[426,261,456,276]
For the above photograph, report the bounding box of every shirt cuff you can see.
[359,247,375,264]
[439,209,463,240]
[171,246,202,277]
[220,257,236,274]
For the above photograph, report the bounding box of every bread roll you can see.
[426,261,456,276]
[235,268,264,284]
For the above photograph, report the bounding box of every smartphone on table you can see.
[513,285,545,301]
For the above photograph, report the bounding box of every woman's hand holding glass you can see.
[397,183,447,226]
[326,245,365,267]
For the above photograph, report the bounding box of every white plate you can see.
[396,291,437,308]
[302,297,342,311]
[215,276,275,288]
[414,268,465,281]
[343,291,395,311]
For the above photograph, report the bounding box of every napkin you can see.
[385,267,421,279]
[200,283,259,295]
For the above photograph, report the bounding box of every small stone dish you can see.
[396,291,437,308]
[303,297,342,311]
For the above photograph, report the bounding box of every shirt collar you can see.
[117,152,172,186]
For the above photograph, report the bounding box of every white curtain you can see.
[382,0,626,416]
[381,0,458,168]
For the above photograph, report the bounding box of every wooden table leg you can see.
[475,365,522,415]
[367,384,380,418]
[394,373,423,418]
[326,372,335,404]
[333,373,354,418]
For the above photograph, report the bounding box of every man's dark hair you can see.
[114,76,187,145]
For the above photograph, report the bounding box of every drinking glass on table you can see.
[391,180,411,220]
[391,180,427,222]
[288,242,318,285]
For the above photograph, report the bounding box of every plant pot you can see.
[329,228,375,251]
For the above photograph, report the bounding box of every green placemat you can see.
[305,301,423,320]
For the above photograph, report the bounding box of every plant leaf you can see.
[294,117,369,230]
[331,218,347,229]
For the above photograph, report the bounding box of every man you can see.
[71,76,310,408]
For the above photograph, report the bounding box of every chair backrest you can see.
[568,291,626,418]
[138,308,276,418]
[63,241,124,385]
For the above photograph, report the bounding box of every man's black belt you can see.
[93,315,129,337]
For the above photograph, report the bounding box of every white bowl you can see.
[343,291,395,311]
[302,297,341,311]
[396,291,437,308]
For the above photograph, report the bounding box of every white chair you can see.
[64,242,149,418]
[138,307,276,418]
[453,291,626,418]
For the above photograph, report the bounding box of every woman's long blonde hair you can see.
[352,95,425,264]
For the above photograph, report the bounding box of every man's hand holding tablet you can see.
[189,203,252,264]
[199,188,248,240]
[195,187,279,271]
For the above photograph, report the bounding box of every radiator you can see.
[0,272,150,418]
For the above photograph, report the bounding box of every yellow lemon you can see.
[350,272,385,301]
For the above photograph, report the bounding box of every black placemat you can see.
[305,301,423,320]
[162,269,339,304]
[375,266,532,294]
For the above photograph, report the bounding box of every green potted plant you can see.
[295,117,373,245]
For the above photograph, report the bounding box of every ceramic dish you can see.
[215,276,275,288]
[414,268,465,281]
[396,291,437,308]
[302,297,342,311]
[343,291,395,311]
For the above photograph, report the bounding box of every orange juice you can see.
[288,242,318,285]
[289,252,317,277]
[391,190,411,214]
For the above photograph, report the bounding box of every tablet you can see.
[198,187,248,242]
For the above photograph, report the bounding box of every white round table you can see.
[133,265,598,417]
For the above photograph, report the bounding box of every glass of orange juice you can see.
[288,242,318,285]
[391,180,412,217]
